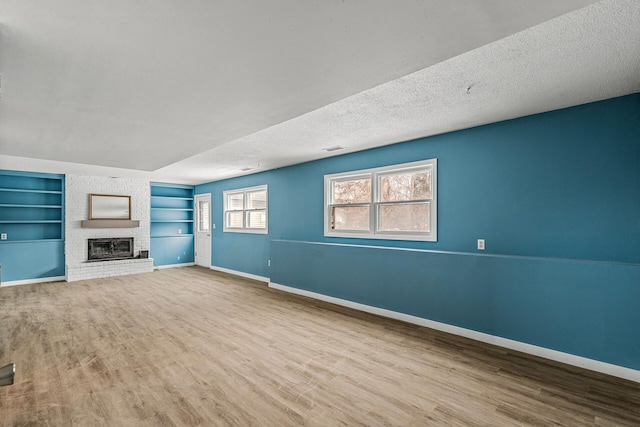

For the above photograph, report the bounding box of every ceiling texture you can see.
[0,0,638,184]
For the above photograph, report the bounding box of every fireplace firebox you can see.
[88,238,134,261]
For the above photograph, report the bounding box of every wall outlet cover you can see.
[477,239,485,250]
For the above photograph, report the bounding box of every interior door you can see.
[194,193,211,267]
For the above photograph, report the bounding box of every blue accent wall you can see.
[0,240,65,282]
[271,240,640,370]
[196,94,640,369]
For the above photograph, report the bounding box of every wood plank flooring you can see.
[1,266,639,426]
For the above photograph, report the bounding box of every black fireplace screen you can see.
[88,238,134,261]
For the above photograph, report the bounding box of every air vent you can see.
[322,145,346,152]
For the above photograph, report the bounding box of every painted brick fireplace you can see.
[65,175,153,281]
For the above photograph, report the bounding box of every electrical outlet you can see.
[178,228,182,234]
[0,233,6,240]
[477,239,485,250]
[212,224,216,229]
[268,259,271,267]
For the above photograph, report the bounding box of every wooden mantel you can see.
[81,220,140,228]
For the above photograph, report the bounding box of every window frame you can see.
[324,159,437,242]
[223,185,268,234]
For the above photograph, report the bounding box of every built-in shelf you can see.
[0,220,62,224]
[150,183,195,266]
[151,195,194,201]
[0,188,62,194]
[81,219,140,228]
[0,171,64,242]
[0,204,62,208]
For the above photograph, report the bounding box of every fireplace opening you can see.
[88,238,134,261]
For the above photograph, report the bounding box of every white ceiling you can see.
[0,0,638,185]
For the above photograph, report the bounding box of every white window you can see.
[223,185,268,234]
[324,159,436,241]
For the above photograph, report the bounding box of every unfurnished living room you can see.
[1,1,639,425]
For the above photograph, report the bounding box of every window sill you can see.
[325,231,437,242]
[224,228,268,235]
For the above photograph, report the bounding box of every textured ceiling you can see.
[0,0,638,184]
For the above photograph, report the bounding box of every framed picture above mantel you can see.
[81,194,139,228]
[89,194,131,220]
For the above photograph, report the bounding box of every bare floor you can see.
[1,267,638,426]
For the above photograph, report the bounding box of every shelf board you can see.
[151,234,194,238]
[0,238,64,244]
[0,188,62,194]
[151,195,193,201]
[0,220,62,224]
[0,204,62,209]
[81,219,140,228]
[151,220,193,223]
[151,207,194,211]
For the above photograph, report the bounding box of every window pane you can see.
[198,200,210,232]
[247,209,266,229]
[226,211,244,228]
[332,178,371,204]
[378,202,430,232]
[331,206,370,231]
[379,170,431,202]
[247,190,267,210]
[227,193,244,210]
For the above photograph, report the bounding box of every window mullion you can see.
[371,173,377,234]
[328,202,370,208]
[372,201,379,234]
[244,190,251,229]
[377,200,430,206]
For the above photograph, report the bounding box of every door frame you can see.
[194,193,212,268]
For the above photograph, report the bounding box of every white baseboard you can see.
[269,282,640,384]
[1,276,65,287]
[155,262,196,270]
[210,265,269,283]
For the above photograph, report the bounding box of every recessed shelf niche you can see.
[0,172,64,242]
[150,182,195,266]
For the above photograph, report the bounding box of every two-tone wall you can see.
[196,93,640,377]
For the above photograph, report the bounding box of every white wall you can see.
[65,175,153,281]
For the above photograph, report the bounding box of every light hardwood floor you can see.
[1,267,638,426]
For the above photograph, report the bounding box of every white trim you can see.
[324,159,437,242]
[1,276,65,287]
[268,281,640,384]
[210,265,268,283]
[194,193,212,268]
[223,185,268,234]
[155,262,196,270]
